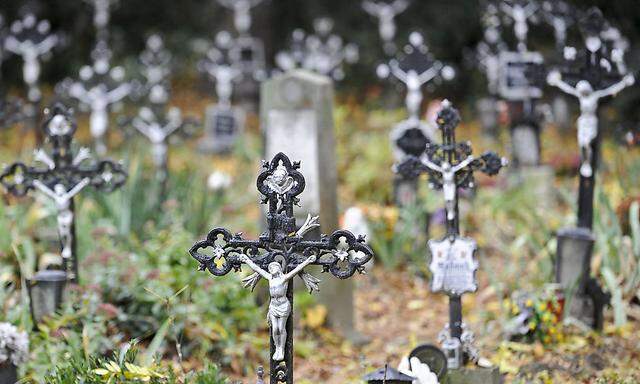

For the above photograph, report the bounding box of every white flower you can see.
[0,322,29,366]
[207,171,232,191]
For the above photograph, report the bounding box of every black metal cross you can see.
[395,100,506,363]
[189,152,373,384]
[551,7,629,229]
[0,104,127,283]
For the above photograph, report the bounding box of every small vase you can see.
[0,362,17,384]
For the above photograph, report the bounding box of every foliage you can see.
[42,342,228,384]
[502,288,564,345]
[594,195,640,327]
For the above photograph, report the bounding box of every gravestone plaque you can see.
[428,236,478,296]
[498,51,544,101]
[511,124,539,166]
[199,105,245,153]
[261,70,362,342]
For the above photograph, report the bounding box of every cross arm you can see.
[394,155,431,180]
[294,229,373,279]
[0,162,51,197]
[592,74,634,99]
[80,160,128,192]
[190,227,263,276]
[471,151,508,176]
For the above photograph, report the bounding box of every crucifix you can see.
[395,100,507,369]
[499,0,538,53]
[546,7,630,329]
[129,105,197,189]
[477,5,508,97]
[361,0,411,55]
[547,6,634,229]
[217,0,263,36]
[189,152,373,384]
[4,12,61,140]
[0,104,127,283]
[475,4,508,137]
[497,0,546,167]
[377,31,455,206]
[57,41,135,155]
[139,34,172,114]
[275,17,359,81]
[197,31,244,154]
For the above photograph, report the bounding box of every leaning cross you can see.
[546,7,634,229]
[189,152,373,384]
[395,100,507,368]
[0,104,127,283]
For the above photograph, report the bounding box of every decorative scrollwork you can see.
[189,152,374,383]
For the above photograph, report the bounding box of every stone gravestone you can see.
[261,69,363,342]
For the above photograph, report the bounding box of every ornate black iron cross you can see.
[189,152,373,384]
[396,100,507,236]
[0,104,127,282]
[395,101,506,368]
[548,7,633,229]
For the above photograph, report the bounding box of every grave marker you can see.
[498,0,546,168]
[57,42,135,155]
[396,101,507,378]
[476,4,508,137]
[4,12,61,140]
[377,32,454,206]
[547,7,632,328]
[189,152,373,384]
[261,69,368,342]
[275,17,358,81]
[0,104,127,282]
[197,31,244,154]
[362,0,411,55]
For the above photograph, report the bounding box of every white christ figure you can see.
[362,0,410,44]
[422,156,475,221]
[239,254,317,361]
[389,60,442,121]
[5,29,59,101]
[500,1,538,52]
[218,0,263,34]
[547,71,635,177]
[69,79,132,155]
[32,178,90,263]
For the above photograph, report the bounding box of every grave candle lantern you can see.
[26,270,67,326]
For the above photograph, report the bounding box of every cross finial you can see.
[580,7,605,38]
[436,100,460,136]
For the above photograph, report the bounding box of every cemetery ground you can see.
[1,88,640,383]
